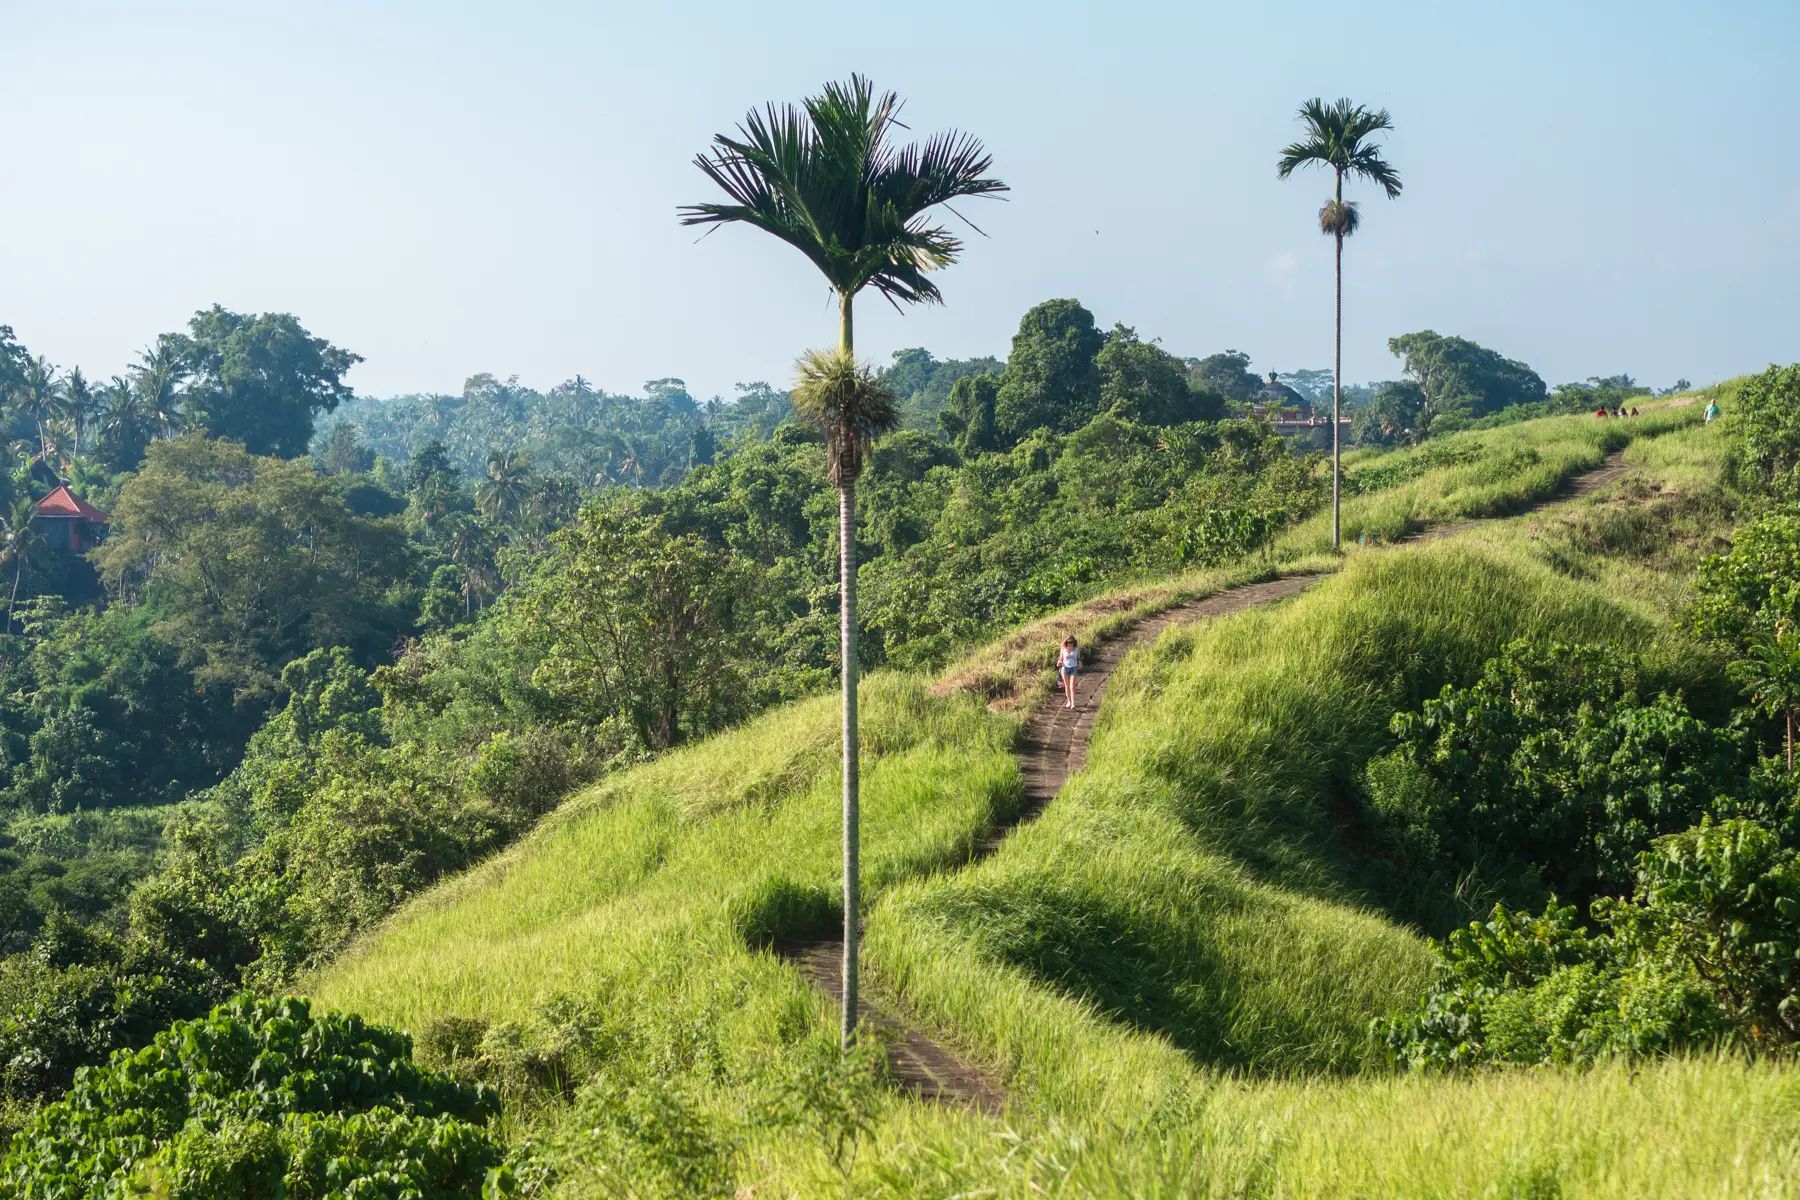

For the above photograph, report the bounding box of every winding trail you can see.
[779,447,1643,1111]
[780,576,1320,1111]
[1403,448,1630,544]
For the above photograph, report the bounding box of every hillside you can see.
[289,399,1800,1196]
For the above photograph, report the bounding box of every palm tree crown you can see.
[1277,97,1403,206]
[680,74,1006,348]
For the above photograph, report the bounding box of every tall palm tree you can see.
[1277,97,1402,549]
[99,376,147,459]
[0,495,48,634]
[132,341,188,440]
[19,356,58,462]
[59,367,97,461]
[682,75,1005,1048]
[476,450,532,523]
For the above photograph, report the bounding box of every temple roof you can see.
[36,485,111,523]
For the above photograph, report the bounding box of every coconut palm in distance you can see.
[681,75,1005,1047]
[1277,97,1402,549]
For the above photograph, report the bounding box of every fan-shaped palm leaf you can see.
[681,74,1006,340]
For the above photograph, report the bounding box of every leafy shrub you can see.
[1379,818,1800,1067]
[1,994,512,1199]
[0,914,226,1102]
[1728,363,1800,498]
[1599,818,1800,1041]
[1363,641,1773,913]
[1178,506,1287,566]
[1376,900,1722,1068]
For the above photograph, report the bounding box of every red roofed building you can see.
[34,485,111,552]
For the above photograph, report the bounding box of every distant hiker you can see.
[1705,400,1720,423]
[1595,407,1607,418]
[1056,636,1081,709]
[1630,406,1641,418]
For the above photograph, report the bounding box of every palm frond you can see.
[681,75,1007,306]
[1276,96,1402,199]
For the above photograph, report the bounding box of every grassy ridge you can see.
[307,404,1799,1197]
[864,541,1715,1109]
[311,674,1019,1033]
[1279,404,1700,553]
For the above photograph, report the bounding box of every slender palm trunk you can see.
[1332,169,1343,551]
[8,557,22,635]
[837,290,860,1050]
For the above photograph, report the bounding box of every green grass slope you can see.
[309,404,1800,1198]
[1280,403,1698,552]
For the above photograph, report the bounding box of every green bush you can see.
[1600,818,1800,1042]
[1,994,511,1199]
[0,915,226,1102]
[1380,818,1800,1066]
[1363,641,1775,910]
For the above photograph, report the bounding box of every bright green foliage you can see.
[1350,380,1428,446]
[0,914,226,1101]
[1602,818,1800,1041]
[1178,506,1287,566]
[1383,818,1800,1066]
[1,994,508,1199]
[1387,330,1549,434]
[940,372,1002,454]
[0,603,252,816]
[522,508,761,750]
[1690,512,1800,650]
[174,306,362,458]
[1690,511,1800,748]
[93,435,416,700]
[1376,899,1725,1068]
[1364,640,1768,911]
[1727,363,1800,498]
[882,347,1004,431]
[1188,350,1262,403]
[1283,405,1699,552]
[994,299,1106,437]
[1095,324,1225,426]
[853,416,1317,667]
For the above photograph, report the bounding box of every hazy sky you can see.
[3,0,1796,403]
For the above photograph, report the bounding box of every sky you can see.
[3,0,1797,404]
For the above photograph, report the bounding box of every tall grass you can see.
[310,673,1019,1032]
[1277,405,1700,553]
[305,405,1800,1198]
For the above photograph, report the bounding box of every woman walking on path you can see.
[1056,636,1082,709]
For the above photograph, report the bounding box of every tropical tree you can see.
[19,356,59,461]
[59,367,97,460]
[133,339,189,440]
[1277,97,1402,549]
[681,74,1005,1046]
[476,450,532,523]
[97,375,151,470]
[0,494,49,633]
